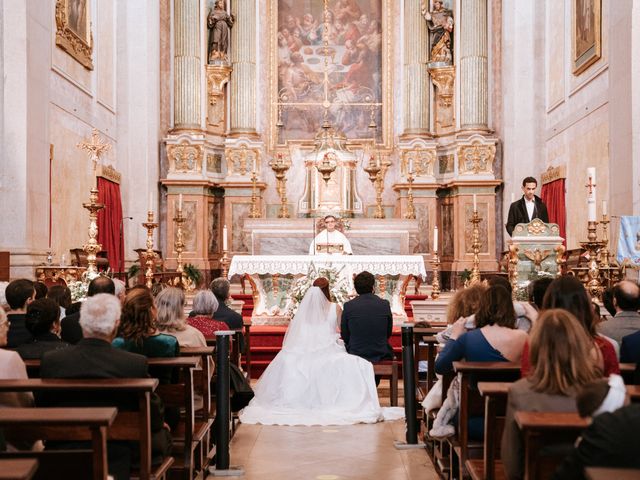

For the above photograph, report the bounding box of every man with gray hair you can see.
[40,293,172,479]
[210,277,243,331]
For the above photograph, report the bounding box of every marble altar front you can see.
[228,254,427,324]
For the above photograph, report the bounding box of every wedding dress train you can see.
[239,287,404,426]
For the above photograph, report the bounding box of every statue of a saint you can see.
[207,0,235,63]
[421,1,454,65]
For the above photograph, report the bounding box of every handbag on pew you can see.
[229,363,254,412]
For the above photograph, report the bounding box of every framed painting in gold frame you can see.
[55,0,93,70]
[267,0,393,150]
[572,0,601,75]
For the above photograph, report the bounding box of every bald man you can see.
[598,280,640,345]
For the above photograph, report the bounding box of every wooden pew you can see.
[0,378,172,480]
[413,327,443,394]
[0,407,116,480]
[620,363,635,384]
[515,411,589,480]
[0,459,38,480]
[586,467,640,480]
[451,362,521,480]
[372,359,399,406]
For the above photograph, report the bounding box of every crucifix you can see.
[585,175,596,196]
[77,128,111,182]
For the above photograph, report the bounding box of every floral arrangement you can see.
[68,270,102,302]
[285,263,351,317]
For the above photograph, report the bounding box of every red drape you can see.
[97,177,124,273]
[540,178,566,243]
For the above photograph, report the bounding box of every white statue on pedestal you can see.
[309,215,353,255]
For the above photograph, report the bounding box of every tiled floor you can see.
[212,420,438,480]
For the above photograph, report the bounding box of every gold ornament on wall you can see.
[457,138,496,175]
[55,0,93,70]
[167,141,203,173]
[401,147,436,177]
[225,144,261,176]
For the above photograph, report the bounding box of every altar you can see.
[228,254,427,324]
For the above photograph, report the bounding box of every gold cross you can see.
[585,175,596,195]
[77,128,111,174]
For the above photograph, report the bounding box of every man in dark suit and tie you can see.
[506,176,550,236]
[341,271,394,364]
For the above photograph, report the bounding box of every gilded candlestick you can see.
[82,187,105,276]
[470,210,482,284]
[142,211,159,289]
[249,170,261,218]
[599,214,611,268]
[363,157,384,219]
[430,253,441,300]
[579,221,605,299]
[405,171,416,219]
[508,244,519,299]
[173,207,186,286]
[269,154,291,218]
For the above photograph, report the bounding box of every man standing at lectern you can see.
[309,215,353,255]
[506,177,549,236]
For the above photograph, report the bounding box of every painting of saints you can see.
[67,0,88,41]
[573,0,601,74]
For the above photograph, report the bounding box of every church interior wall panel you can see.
[96,0,116,112]
[545,0,566,112]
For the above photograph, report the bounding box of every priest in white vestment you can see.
[309,215,353,255]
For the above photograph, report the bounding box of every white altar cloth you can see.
[228,255,427,279]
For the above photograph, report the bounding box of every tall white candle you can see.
[473,194,477,212]
[178,194,183,211]
[586,167,597,221]
[433,226,438,252]
[602,200,607,216]
[223,224,228,251]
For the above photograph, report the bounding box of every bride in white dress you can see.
[240,279,404,426]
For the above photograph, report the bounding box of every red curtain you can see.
[97,177,124,273]
[541,178,566,243]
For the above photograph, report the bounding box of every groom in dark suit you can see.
[506,176,549,236]
[341,271,394,364]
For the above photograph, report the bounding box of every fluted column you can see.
[173,0,201,130]
[403,0,430,136]
[229,0,257,135]
[459,0,488,130]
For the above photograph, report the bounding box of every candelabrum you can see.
[220,248,231,278]
[405,171,416,219]
[599,214,611,268]
[579,221,605,299]
[269,154,291,218]
[430,252,441,300]
[82,187,105,276]
[470,210,482,284]
[249,169,261,219]
[173,207,186,287]
[142,211,159,289]
[508,244,520,299]
[363,157,385,219]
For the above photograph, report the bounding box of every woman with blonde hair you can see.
[156,287,208,348]
[501,309,602,479]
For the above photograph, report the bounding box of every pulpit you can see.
[508,219,564,293]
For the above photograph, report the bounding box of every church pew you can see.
[450,362,521,480]
[0,459,38,480]
[413,327,443,396]
[515,411,589,480]
[372,359,398,406]
[0,378,172,480]
[0,407,116,480]
[585,467,640,480]
[620,363,635,384]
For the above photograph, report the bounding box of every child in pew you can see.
[501,309,601,480]
[432,285,527,440]
[552,374,640,478]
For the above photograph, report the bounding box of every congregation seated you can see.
[597,280,640,346]
[113,287,179,385]
[156,287,208,348]
[434,284,528,440]
[501,309,601,479]
[16,298,69,360]
[5,279,35,348]
[521,275,619,377]
[188,289,230,337]
[0,307,33,409]
[552,375,640,478]
[39,293,172,480]
[61,275,121,344]
[46,285,71,320]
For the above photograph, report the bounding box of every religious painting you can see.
[572,0,601,75]
[55,0,93,70]
[274,0,384,143]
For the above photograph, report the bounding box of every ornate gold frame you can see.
[55,0,93,70]
[572,0,601,75]
[267,0,393,151]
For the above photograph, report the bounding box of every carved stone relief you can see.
[167,142,204,173]
[457,138,496,175]
[225,144,260,176]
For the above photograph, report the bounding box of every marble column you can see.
[229,0,257,136]
[402,0,430,137]
[173,0,201,130]
[459,0,488,130]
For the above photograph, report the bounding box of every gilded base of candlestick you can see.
[405,173,416,220]
[82,187,105,276]
[249,171,261,219]
[430,254,441,300]
[220,250,231,278]
[173,209,186,288]
[508,244,519,299]
[579,221,605,299]
[142,211,159,289]
[470,211,482,284]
